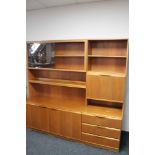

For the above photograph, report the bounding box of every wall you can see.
[26,0,129,131]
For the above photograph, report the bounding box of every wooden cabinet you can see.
[26,39,128,151]
[49,109,81,140]
[86,74,125,102]
[26,104,49,132]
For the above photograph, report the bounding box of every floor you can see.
[26,129,129,155]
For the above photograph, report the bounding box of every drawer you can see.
[82,123,120,139]
[86,74,125,102]
[82,114,122,129]
[82,132,120,149]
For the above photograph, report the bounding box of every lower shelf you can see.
[27,96,123,119]
[29,78,86,89]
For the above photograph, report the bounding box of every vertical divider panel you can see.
[84,40,88,105]
[84,40,89,71]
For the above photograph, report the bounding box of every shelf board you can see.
[55,55,84,57]
[87,97,123,104]
[29,78,86,89]
[27,96,123,119]
[87,71,126,77]
[28,67,86,73]
[88,55,126,58]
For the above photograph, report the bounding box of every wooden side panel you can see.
[82,133,120,149]
[49,109,61,135]
[26,104,49,132]
[26,104,31,128]
[82,114,122,129]
[87,75,125,102]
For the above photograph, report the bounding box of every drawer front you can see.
[87,75,125,102]
[82,123,120,139]
[82,133,120,149]
[82,114,122,129]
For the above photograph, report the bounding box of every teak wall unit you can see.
[26,39,128,151]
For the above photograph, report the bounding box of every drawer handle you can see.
[52,109,58,111]
[96,116,105,119]
[100,74,111,77]
[96,125,103,128]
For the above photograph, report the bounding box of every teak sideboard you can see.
[26,39,128,151]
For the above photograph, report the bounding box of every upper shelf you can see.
[88,55,127,58]
[55,55,84,57]
[29,78,86,89]
[28,67,86,73]
[87,71,126,77]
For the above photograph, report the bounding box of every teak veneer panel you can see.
[26,104,49,132]
[60,111,81,140]
[86,75,125,102]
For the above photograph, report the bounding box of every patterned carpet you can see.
[26,129,129,155]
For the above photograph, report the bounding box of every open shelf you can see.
[28,67,86,73]
[55,55,84,57]
[27,96,123,119]
[54,57,84,70]
[87,71,126,77]
[29,78,86,89]
[55,42,84,56]
[88,55,126,58]
[88,40,127,57]
[88,57,126,74]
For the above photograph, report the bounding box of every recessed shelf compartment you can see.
[55,55,84,57]
[54,57,84,70]
[55,42,84,56]
[29,69,86,82]
[88,55,126,58]
[87,99,123,109]
[88,40,127,57]
[29,78,86,89]
[88,57,126,73]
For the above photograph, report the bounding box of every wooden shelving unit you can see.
[26,39,128,152]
